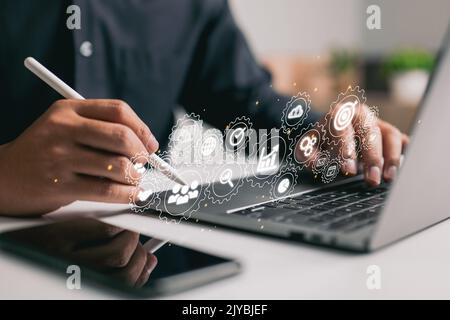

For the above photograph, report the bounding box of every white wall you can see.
[230,0,449,57]
[362,0,449,56]
[229,0,362,56]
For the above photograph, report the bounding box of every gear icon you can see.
[360,125,381,152]
[155,166,208,223]
[167,113,204,166]
[289,121,327,170]
[312,150,331,174]
[355,105,379,137]
[324,86,366,144]
[339,133,362,162]
[129,179,160,213]
[281,92,311,133]
[354,105,380,152]
[269,168,298,201]
[198,128,224,165]
[224,116,253,155]
[299,134,317,157]
[321,159,341,184]
[246,129,288,187]
[125,152,153,185]
[128,151,174,214]
[206,162,245,204]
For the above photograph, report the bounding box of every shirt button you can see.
[79,41,93,57]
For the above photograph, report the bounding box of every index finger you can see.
[70,99,159,153]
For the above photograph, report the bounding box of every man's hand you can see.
[295,104,409,186]
[0,99,159,216]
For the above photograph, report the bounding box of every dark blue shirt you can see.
[0,0,319,146]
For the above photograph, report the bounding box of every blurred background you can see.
[230,0,450,133]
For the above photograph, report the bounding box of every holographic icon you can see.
[333,99,358,132]
[326,164,337,178]
[207,163,244,204]
[228,128,246,147]
[137,189,153,202]
[299,134,317,157]
[201,136,218,157]
[168,113,203,166]
[312,151,331,174]
[288,105,304,120]
[325,87,366,141]
[225,116,253,153]
[293,125,323,166]
[134,163,146,175]
[126,152,151,184]
[256,144,280,175]
[161,169,205,218]
[281,92,311,132]
[322,160,340,184]
[199,129,224,165]
[219,169,234,188]
[168,181,199,206]
[248,130,287,187]
[270,170,297,200]
[277,178,291,194]
[129,179,158,213]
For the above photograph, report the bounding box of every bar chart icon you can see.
[257,144,280,175]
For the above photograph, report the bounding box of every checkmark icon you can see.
[137,189,153,202]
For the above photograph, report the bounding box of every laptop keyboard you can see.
[231,183,389,233]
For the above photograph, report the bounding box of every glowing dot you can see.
[107,164,113,171]
[418,120,422,124]
[201,228,205,232]
[261,195,265,198]
[314,87,318,92]
[257,218,261,222]
[255,100,259,106]
[196,219,199,222]
[293,82,297,86]
[53,178,59,183]
[348,85,352,89]
[260,225,264,229]
[204,203,208,207]
[277,98,280,102]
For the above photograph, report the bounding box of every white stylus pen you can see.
[143,238,169,253]
[24,57,188,186]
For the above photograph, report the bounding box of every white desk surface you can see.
[0,201,449,300]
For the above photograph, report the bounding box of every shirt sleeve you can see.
[178,0,321,130]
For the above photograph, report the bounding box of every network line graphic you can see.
[127,87,379,223]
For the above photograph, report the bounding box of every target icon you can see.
[333,99,357,132]
[328,95,361,139]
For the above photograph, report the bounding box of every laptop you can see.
[155,27,450,253]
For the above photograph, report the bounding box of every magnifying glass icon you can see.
[219,169,234,188]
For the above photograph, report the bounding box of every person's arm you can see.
[179,0,320,129]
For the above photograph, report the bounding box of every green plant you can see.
[383,49,435,76]
[329,49,360,75]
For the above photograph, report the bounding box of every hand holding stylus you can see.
[0,58,173,216]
